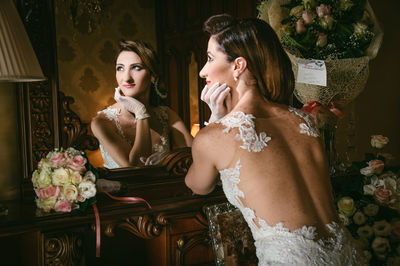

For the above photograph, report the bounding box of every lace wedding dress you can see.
[215,108,365,266]
[97,106,170,168]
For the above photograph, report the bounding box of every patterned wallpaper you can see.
[55,0,157,123]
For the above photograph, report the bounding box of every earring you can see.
[153,78,167,99]
[234,76,238,81]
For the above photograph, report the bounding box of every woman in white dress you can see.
[91,40,193,168]
[185,14,365,265]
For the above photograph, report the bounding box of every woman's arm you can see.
[185,128,219,195]
[91,114,152,167]
[167,108,193,148]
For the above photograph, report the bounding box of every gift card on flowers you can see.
[297,59,327,86]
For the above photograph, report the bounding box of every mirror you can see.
[16,0,257,199]
[54,0,191,169]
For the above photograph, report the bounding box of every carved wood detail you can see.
[175,232,211,266]
[44,232,85,265]
[60,92,99,151]
[112,213,169,240]
[161,147,193,176]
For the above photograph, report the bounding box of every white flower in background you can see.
[83,171,96,183]
[338,213,350,226]
[384,177,397,191]
[353,211,367,225]
[371,175,385,188]
[372,237,391,260]
[357,225,373,239]
[373,220,392,237]
[371,135,389,149]
[62,184,78,201]
[35,197,57,212]
[363,204,379,217]
[363,184,376,195]
[65,147,82,157]
[360,166,375,176]
[52,168,71,186]
[78,180,96,199]
[71,171,83,185]
[36,168,52,188]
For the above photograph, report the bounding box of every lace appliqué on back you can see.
[216,111,271,152]
[219,161,366,266]
[289,107,320,137]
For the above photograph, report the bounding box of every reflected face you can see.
[115,51,152,99]
[199,37,234,87]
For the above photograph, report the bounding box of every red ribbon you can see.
[92,190,152,257]
[301,101,344,126]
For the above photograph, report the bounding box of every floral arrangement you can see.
[333,135,400,265]
[32,147,98,213]
[258,0,375,60]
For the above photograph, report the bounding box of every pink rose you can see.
[374,189,393,205]
[296,19,307,34]
[54,199,72,213]
[368,160,385,174]
[68,155,87,173]
[35,185,60,200]
[316,4,331,17]
[50,152,69,168]
[302,10,315,25]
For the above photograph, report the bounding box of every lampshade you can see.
[0,0,45,82]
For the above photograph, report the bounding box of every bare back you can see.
[206,103,338,237]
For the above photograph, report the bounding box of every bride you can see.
[91,40,193,168]
[185,14,365,265]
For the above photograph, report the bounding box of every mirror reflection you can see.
[91,40,193,168]
[55,0,193,168]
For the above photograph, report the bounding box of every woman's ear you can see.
[233,57,247,78]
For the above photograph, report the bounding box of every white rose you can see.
[384,177,397,191]
[38,158,52,170]
[363,204,379,216]
[363,184,376,195]
[371,135,389,149]
[71,171,83,185]
[65,147,82,157]
[83,171,96,183]
[78,180,96,199]
[360,166,375,176]
[357,225,373,239]
[37,168,52,188]
[371,175,385,188]
[353,211,367,225]
[62,184,78,201]
[338,213,350,226]
[35,197,57,212]
[52,168,71,186]
[31,170,40,187]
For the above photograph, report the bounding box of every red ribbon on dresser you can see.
[92,190,152,257]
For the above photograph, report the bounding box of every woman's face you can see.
[115,51,152,99]
[199,37,234,87]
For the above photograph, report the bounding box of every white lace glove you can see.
[200,82,232,123]
[114,87,150,120]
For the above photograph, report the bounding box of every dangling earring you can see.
[153,78,167,99]
[234,76,238,81]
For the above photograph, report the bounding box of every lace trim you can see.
[220,160,338,242]
[288,107,320,137]
[98,107,129,142]
[216,111,271,152]
[153,106,170,153]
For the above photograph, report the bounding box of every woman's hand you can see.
[114,88,149,119]
[200,82,232,123]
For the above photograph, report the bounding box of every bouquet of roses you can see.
[32,147,98,213]
[333,135,400,265]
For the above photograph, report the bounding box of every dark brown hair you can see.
[203,14,294,104]
[117,40,167,106]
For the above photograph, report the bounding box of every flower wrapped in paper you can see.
[258,0,383,109]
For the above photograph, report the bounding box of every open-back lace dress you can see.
[97,106,170,168]
[215,108,365,266]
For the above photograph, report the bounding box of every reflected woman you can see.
[91,40,193,168]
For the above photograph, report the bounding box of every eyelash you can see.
[116,65,142,71]
[207,56,213,62]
